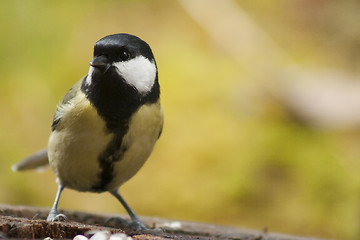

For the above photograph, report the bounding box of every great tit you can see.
[12,33,163,230]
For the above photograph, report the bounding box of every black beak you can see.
[89,55,110,69]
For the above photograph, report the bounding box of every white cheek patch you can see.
[85,66,95,86]
[114,56,157,95]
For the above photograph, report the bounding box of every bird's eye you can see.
[119,50,130,61]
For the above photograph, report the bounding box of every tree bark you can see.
[0,204,326,240]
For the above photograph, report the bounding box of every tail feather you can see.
[12,149,49,171]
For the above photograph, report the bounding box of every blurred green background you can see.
[1,1,360,239]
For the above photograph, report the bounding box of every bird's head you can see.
[85,33,158,97]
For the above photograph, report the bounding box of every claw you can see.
[47,210,67,222]
[129,220,147,231]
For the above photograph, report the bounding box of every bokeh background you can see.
[1,1,360,239]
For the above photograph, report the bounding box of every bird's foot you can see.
[47,209,67,222]
[105,217,148,231]
[129,220,148,231]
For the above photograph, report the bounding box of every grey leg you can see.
[47,184,67,221]
[110,189,147,230]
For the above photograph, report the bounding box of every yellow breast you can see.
[47,90,163,192]
[107,101,164,190]
[48,91,113,191]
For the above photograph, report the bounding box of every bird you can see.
[12,33,164,231]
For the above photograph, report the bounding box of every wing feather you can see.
[51,77,85,131]
[12,77,86,172]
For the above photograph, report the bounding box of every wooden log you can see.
[0,204,326,240]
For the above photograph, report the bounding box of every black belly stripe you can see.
[81,67,160,192]
[91,130,130,192]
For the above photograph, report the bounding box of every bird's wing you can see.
[51,77,85,131]
[12,77,86,172]
[12,148,48,171]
